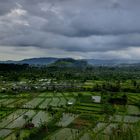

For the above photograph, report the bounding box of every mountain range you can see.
[0,57,140,66]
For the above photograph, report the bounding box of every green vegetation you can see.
[0,64,140,140]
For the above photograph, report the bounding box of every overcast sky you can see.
[0,0,140,60]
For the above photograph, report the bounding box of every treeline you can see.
[0,63,29,71]
[0,63,140,81]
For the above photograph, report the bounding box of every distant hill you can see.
[18,57,58,65]
[0,57,140,66]
[0,57,58,65]
[48,58,88,68]
[86,59,140,66]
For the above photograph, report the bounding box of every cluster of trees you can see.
[0,63,140,93]
[0,63,140,81]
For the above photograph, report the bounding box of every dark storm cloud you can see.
[0,0,140,60]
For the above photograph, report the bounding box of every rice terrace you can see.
[0,62,140,140]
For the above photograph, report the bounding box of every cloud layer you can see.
[0,0,140,60]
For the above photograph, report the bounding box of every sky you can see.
[0,0,140,60]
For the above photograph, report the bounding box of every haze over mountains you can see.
[0,57,140,66]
